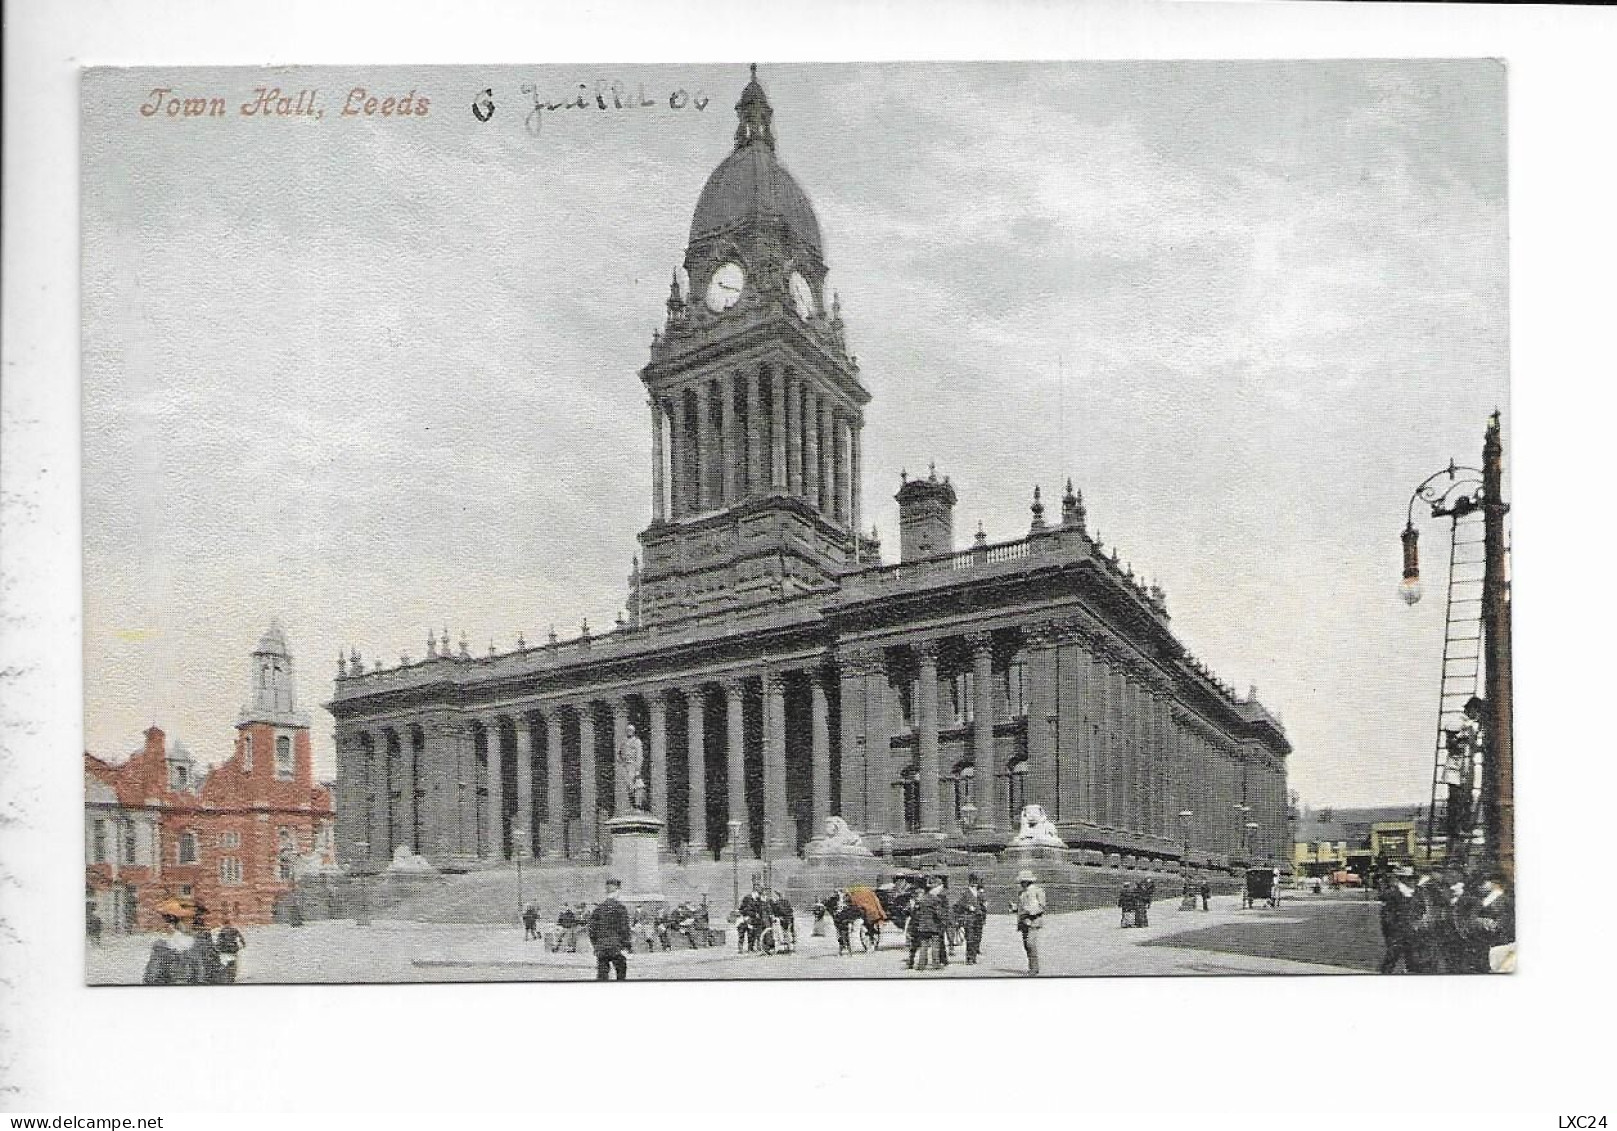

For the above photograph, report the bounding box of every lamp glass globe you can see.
[1399,577,1424,606]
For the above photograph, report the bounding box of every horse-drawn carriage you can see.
[821,871,943,954]
[1242,867,1281,909]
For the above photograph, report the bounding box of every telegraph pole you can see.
[1481,411,1513,886]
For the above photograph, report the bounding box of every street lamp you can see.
[761,818,774,894]
[727,818,741,911]
[1234,803,1250,863]
[1178,809,1193,866]
[1244,821,1261,861]
[515,848,524,924]
[354,840,370,927]
[1398,414,1513,886]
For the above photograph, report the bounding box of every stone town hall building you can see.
[329,71,1291,873]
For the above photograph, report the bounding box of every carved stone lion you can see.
[386,845,437,874]
[805,815,874,858]
[1008,804,1068,849]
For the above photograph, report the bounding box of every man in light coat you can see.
[1014,869,1047,976]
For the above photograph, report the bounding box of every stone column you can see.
[610,698,630,817]
[1127,677,1144,834]
[804,386,822,511]
[334,732,359,866]
[916,642,941,833]
[723,679,746,856]
[1024,628,1060,821]
[688,687,709,855]
[764,673,789,852]
[819,397,835,517]
[666,395,685,519]
[969,633,997,831]
[720,372,739,506]
[578,705,598,857]
[770,367,787,492]
[694,381,711,512]
[745,368,762,496]
[545,710,564,859]
[392,733,416,857]
[366,742,387,863]
[829,411,844,524]
[648,692,669,832]
[484,719,504,859]
[783,370,801,497]
[514,716,533,859]
[849,422,862,540]
[650,399,666,523]
[1156,696,1172,838]
[863,656,892,835]
[810,670,832,832]
[837,658,867,828]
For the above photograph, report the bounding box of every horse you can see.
[832,887,888,953]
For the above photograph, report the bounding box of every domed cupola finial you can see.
[735,63,776,152]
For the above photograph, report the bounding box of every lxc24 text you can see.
[138,87,430,120]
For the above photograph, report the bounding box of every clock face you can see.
[789,271,816,319]
[705,262,746,312]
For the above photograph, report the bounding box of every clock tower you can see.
[636,68,873,626]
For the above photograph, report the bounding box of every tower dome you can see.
[688,66,824,260]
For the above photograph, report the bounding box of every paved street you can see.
[86,891,1380,984]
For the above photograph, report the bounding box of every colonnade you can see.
[334,625,1290,869]
[650,363,861,533]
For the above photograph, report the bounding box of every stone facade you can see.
[328,71,1290,874]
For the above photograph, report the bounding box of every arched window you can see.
[276,827,296,881]
[275,735,293,780]
[900,765,921,833]
[949,673,974,726]
[952,762,977,827]
[1006,756,1029,826]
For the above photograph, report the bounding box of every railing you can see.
[840,529,1072,596]
[333,586,835,696]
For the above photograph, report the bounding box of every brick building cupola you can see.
[636,67,871,624]
[896,463,957,562]
[235,619,312,783]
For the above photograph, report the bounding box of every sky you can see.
[81,61,1508,808]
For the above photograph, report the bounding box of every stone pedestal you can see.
[606,813,666,902]
[1002,844,1068,871]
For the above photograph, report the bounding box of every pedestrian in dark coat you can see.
[1118,883,1136,928]
[1378,878,1417,974]
[215,918,247,983]
[738,888,763,953]
[1199,879,1211,911]
[1406,875,1446,974]
[522,904,540,940]
[588,878,631,981]
[955,876,989,965]
[907,887,941,971]
[189,917,225,985]
[142,917,187,985]
[929,880,952,967]
[1137,880,1154,928]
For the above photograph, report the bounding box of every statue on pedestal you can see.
[1008,804,1068,849]
[616,724,646,815]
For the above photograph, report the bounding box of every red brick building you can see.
[85,622,335,931]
